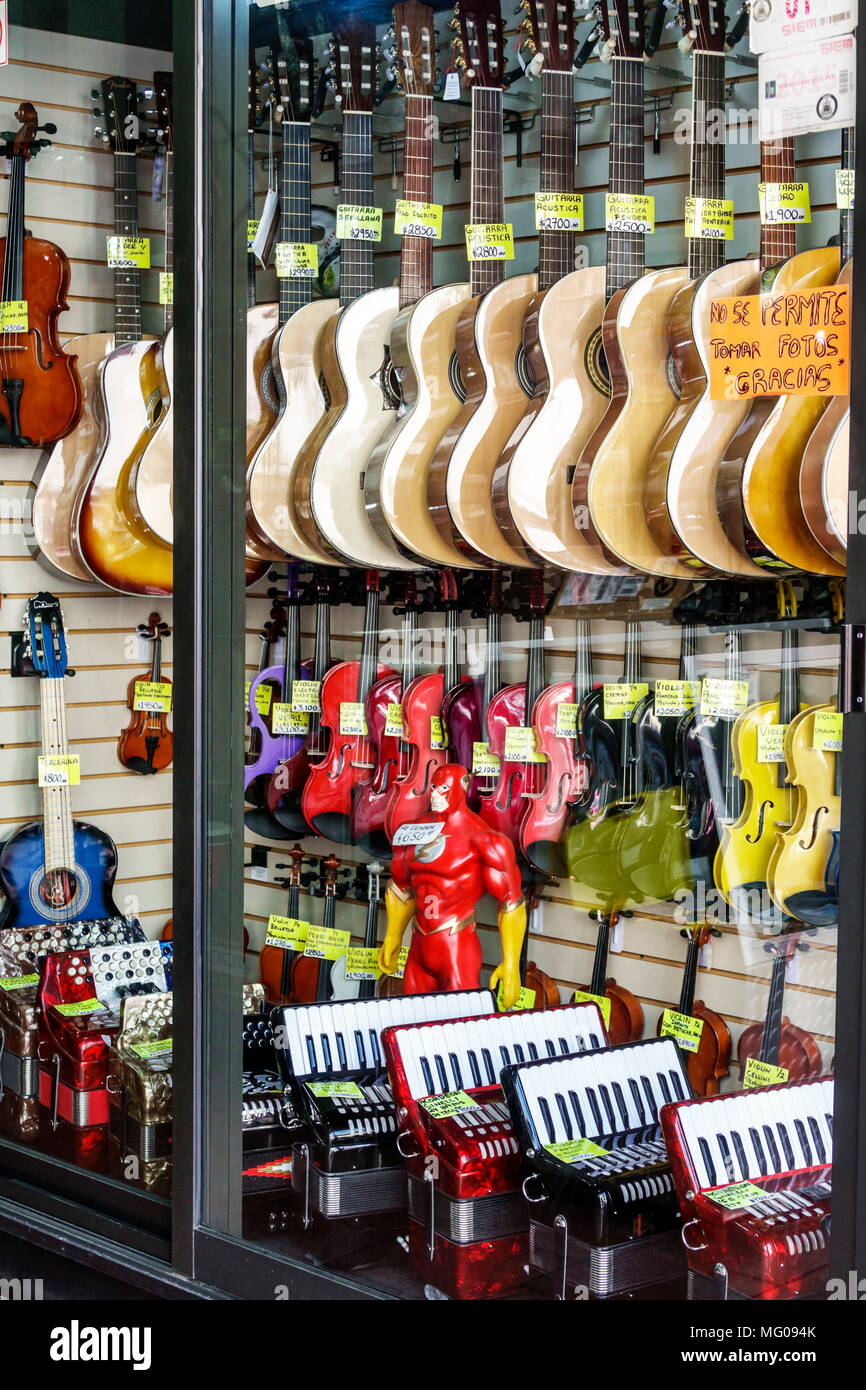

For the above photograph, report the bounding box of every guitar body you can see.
[350,671,402,856]
[430,275,537,566]
[575,266,693,576]
[714,698,785,914]
[442,677,484,812]
[799,259,852,567]
[644,259,764,578]
[716,247,843,575]
[384,673,447,843]
[768,703,840,926]
[364,284,476,567]
[492,267,615,572]
[76,340,173,595]
[246,298,340,563]
[291,313,348,561]
[521,678,588,875]
[478,681,527,846]
[0,819,118,930]
[31,330,120,584]
[245,301,281,564]
[134,327,174,544]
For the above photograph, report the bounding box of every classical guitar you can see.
[426,0,532,567]
[0,102,81,449]
[737,925,822,1081]
[268,568,336,829]
[74,81,173,596]
[0,595,119,929]
[32,77,149,585]
[656,924,730,1096]
[291,18,414,571]
[247,28,339,566]
[117,612,173,775]
[364,2,474,569]
[575,910,643,1044]
[133,71,174,547]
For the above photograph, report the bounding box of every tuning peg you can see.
[598,36,616,60]
[527,51,544,76]
[90,88,100,100]
[678,29,695,50]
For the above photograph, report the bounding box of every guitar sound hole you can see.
[40,868,79,909]
[584,327,611,399]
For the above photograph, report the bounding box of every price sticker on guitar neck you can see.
[684,196,734,240]
[430,716,447,750]
[247,219,259,250]
[106,235,150,268]
[700,677,749,719]
[159,272,173,305]
[344,946,381,981]
[420,1090,478,1119]
[336,204,383,242]
[385,703,405,738]
[275,241,319,278]
[545,1137,609,1162]
[836,170,855,209]
[813,710,842,751]
[497,983,536,1012]
[707,1181,768,1211]
[571,989,612,1029]
[265,916,310,950]
[503,725,547,763]
[245,681,273,716]
[303,924,350,961]
[339,702,368,736]
[464,222,514,261]
[757,722,788,763]
[605,193,654,234]
[471,741,501,776]
[133,680,172,713]
[743,1056,790,1089]
[394,198,442,239]
[38,754,80,787]
[534,192,584,231]
[555,703,578,739]
[759,182,810,225]
[0,300,28,331]
[603,683,648,720]
[271,703,310,736]
[660,1008,704,1053]
[654,680,699,718]
[291,680,321,713]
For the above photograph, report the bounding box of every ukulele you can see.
[0,101,81,448]
[267,568,335,828]
[363,1,473,570]
[330,860,385,1002]
[291,17,413,571]
[737,925,822,1081]
[247,26,338,565]
[259,843,311,1004]
[575,910,643,1044]
[74,79,173,596]
[426,0,530,568]
[302,570,398,843]
[0,594,119,928]
[656,924,730,1096]
[118,612,173,774]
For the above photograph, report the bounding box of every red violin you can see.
[737,925,823,1082]
[657,924,731,1097]
[0,102,82,446]
[577,910,644,1045]
[117,613,173,774]
[441,570,501,813]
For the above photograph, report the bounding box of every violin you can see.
[737,925,823,1081]
[575,911,643,1045]
[672,621,719,884]
[117,613,173,774]
[331,860,384,1002]
[442,570,503,813]
[268,569,335,831]
[656,924,730,1096]
[302,570,397,843]
[259,844,311,1005]
[0,102,82,447]
[245,601,287,771]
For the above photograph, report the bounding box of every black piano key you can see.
[794,1118,813,1168]
[335,1032,348,1070]
[807,1116,826,1164]
[730,1130,750,1180]
[544,1039,557,1057]
[589,1032,602,1050]
[369,1030,383,1071]
[514,1043,526,1063]
[305,1034,318,1073]
[555,1092,573,1140]
[499,1045,512,1069]
[448,1051,464,1090]
[825,1109,833,1135]
[715,1132,737,1183]
[597,1084,617,1131]
[611,1082,630,1130]
[481,1048,496,1084]
[568,1089,586,1136]
[557,1036,570,1055]
[698,1137,718,1187]
[775,1122,796,1171]
[748,1126,769,1176]
[657,1073,673,1106]
[354,1029,367,1072]
[420,1055,436,1095]
[527,1041,539,1060]
[667,1069,686,1102]
[761,1124,783,1172]
[467,1049,483,1088]
[538,1094,556,1144]
[434,1054,449,1091]
[628,1078,647,1126]
[641,1076,659,1121]
[585,1086,604,1134]
[320,1034,333,1073]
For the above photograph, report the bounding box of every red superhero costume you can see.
[378,764,526,1008]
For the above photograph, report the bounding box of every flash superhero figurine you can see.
[378,763,527,1008]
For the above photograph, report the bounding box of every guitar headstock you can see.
[25,594,68,679]
[521,0,577,72]
[454,0,506,88]
[679,0,728,52]
[153,72,173,152]
[330,19,379,112]
[597,0,646,58]
[392,2,436,98]
[94,76,144,153]
[274,34,317,121]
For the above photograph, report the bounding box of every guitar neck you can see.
[340,110,376,307]
[39,676,76,876]
[538,68,575,292]
[163,151,174,332]
[470,86,506,297]
[760,138,797,270]
[840,126,855,263]
[279,121,314,323]
[113,151,143,345]
[605,57,646,301]
[399,92,435,310]
[247,129,258,309]
[687,51,726,280]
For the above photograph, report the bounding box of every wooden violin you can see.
[331,860,384,1002]
[0,101,82,447]
[575,910,643,1045]
[656,924,730,1096]
[259,843,311,1005]
[737,924,823,1081]
[118,613,173,775]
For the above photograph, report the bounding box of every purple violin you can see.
[442,570,503,813]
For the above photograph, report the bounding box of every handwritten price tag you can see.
[133,680,172,713]
[159,272,173,305]
[545,1138,609,1162]
[131,1038,173,1060]
[245,681,273,716]
[685,196,734,240]
[743,1056,789,1089]
[336,204,383,242]
[53,998,102,1018]
[497,983,536,1012]
[385,703,405,738]
[106,235,150,268]
[757,723,788,763]
[836,169,855,210]
[571,989,612,1029]
[275,241,318,279]
[291,679,321,713]
[247,219,259,250]
[700,678,749,719]
[654,679,698,718]
[759,182,810,225]
[395,198,442,239]
[344,946,381,981]
[430,715,447,750]
[38,754,80,787]
[605,193,654,234]
[707,1181,767,1210]
[339,702,368,736]
[392,821,443,848]
[535,192,583,231]
[471,741,501,776]
[419,1090,478,1119]
[464,222,514,261]
[503,725,546,763]
[603,683,648,720]
[271,703,310,736]
[555,703,579,739]
[0,974,39,992]
[265,916,309,950]
[304,925,350,962]
[307,1080,364,1099]
[0,299,28,331]
[813,710,842,751]
[660,1008,704,1053]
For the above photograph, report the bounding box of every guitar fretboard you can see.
[840,126,855,264]
[538,68,576,292]
[470,86,506,297]
[279,121,313,322]
[113,152,143,345]
[687,51,727,280]
[163,151,174,332]
[759,138,797,269]
[606,56,645,301]
[340,111,376,307]
[40,677,76,878]
[399,93,435,310]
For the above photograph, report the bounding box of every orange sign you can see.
[708,284,849,401]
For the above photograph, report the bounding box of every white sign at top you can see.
[750,0,857,53]
[0,3,8,66]
[758,35,856,140]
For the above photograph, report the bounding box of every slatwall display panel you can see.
[0,26,174,942]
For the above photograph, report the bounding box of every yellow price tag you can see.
[571,989,612,1030]
[472,741,501,776]
[654,679,698,717]
[271,702,310,735]
[275,241,319,279]
[394,945,410,979]
[247,219,259,249]
[131,1038,173,1060]
[545,1137,609,1162]
[291,679,321,713]
[555,703,579,738]
[307,1080,364,1099]
[685,196,734,240]
[836,169,855,210]
[106,235,150,268]
[497,983,536,1012]
[336,204,383,242]
[605,193,654,234]
[707,1181,768,1210]
[304,924,350,961]
[603,683,648,720]
[0,300,28,331]
[759,182,810,225]
[0,974,39,991]
[660,1008,704,1053]
[339,702,368,736]
[757,723,788,764]
[245,681,273,716]
[419,1090,478,1118]
[534,192,584,231]
[700,677,749,719]
[264,916,309,950]
[344,946,381,981]
[133,680,172,713]
[53,998,102,1017]
[743,1056,789,1089]
[159,272,173,305]
[464,222,514,261]
[813,710,842,752]
[503,725,546,763]
[38,754,80,787]
[430,715,447,750]
[384,703,405,738]
[394,198,443,239]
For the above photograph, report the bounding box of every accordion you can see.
[383,1002,608,1299]
[38,938,172,1129]
[242,990,300,1194]
[0,917,145,1140]
[107,991,174,1190]
[660,1077,833,1300]
[272,990,496,1221]
[501,1037,691,1298]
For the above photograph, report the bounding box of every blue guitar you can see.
[0,594,119,929]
